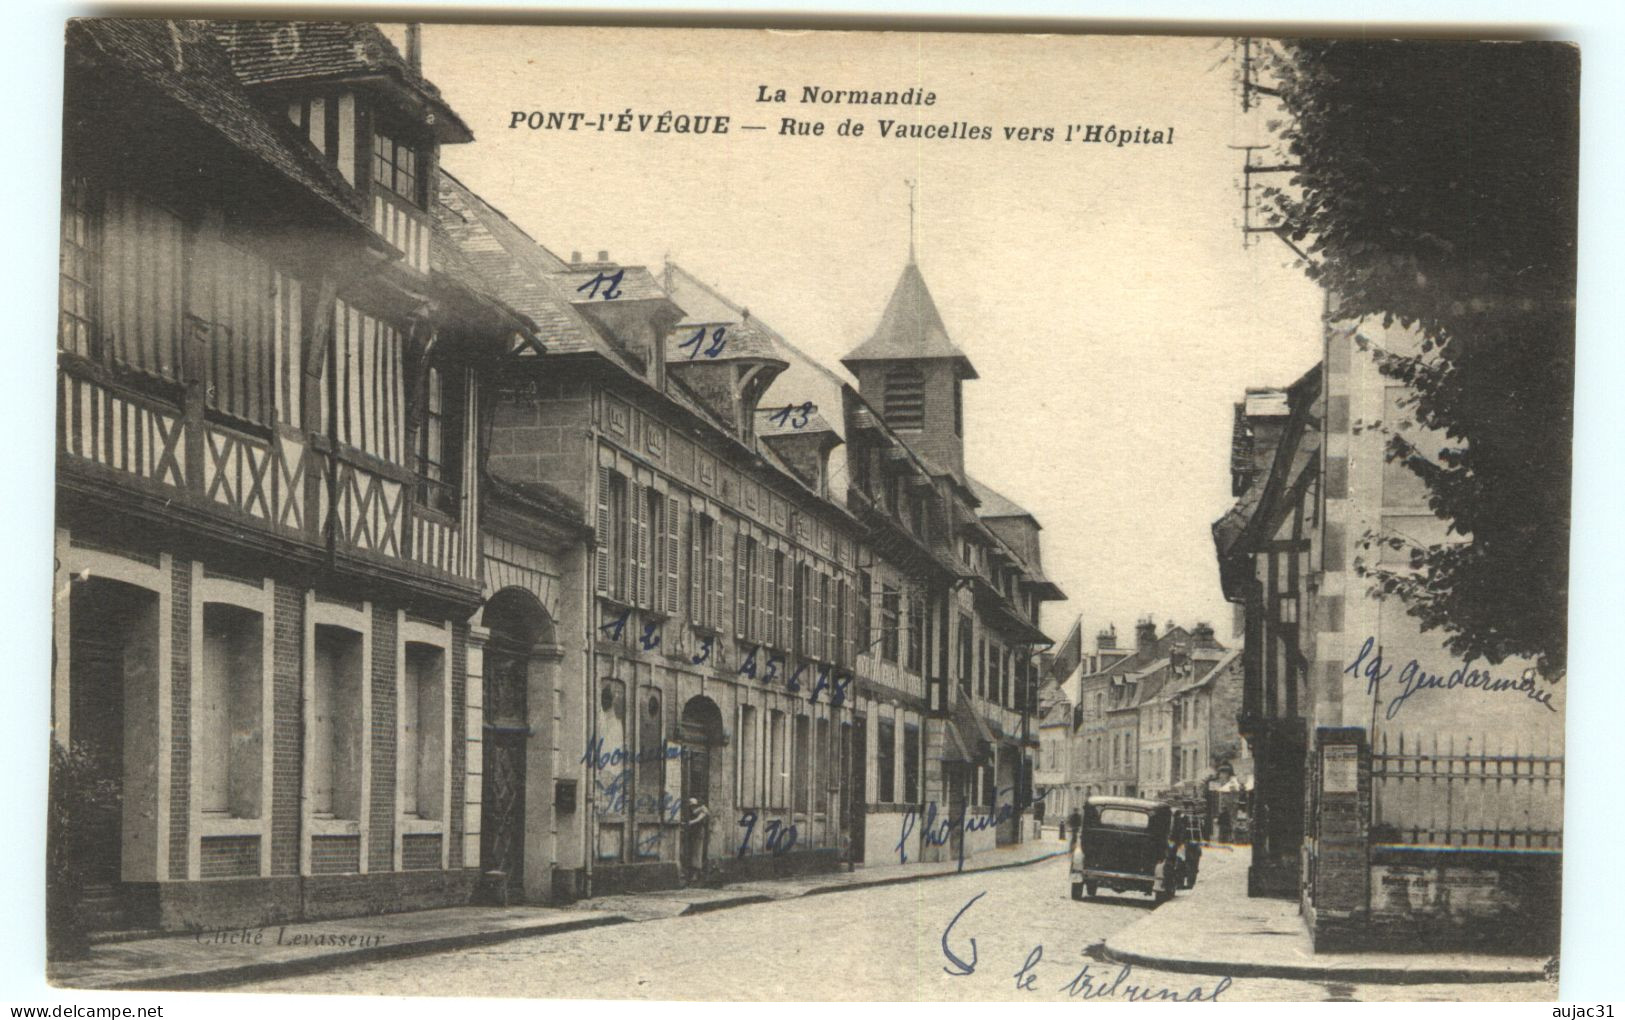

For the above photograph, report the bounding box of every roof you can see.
[434,172,602,356]
[1082,796,1166,812]
[207,21,472,142]
[967,475,1033,520]
[1173,648,1242,697]
[68,19,366,227]
[842,262,977,379]
[556,264,672,305]
[755,405,837,438]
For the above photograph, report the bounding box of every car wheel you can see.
[1154,887,1174,905]
[1071,881,1085,901]
[1086,882,1098,898]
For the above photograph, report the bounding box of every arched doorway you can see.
[478,588,552,903]
[678,696,724,876]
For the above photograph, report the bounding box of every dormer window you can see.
[373,130,420,206]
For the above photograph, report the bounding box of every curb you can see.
[679,894,775,916]
[1101,941,1551,986]
[59,848,1068,991]
[66,914,633,992]
[802,849,1065,897]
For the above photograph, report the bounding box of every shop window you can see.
[877,719,896,803]
[401,643,446,820]
[313,625,364,820]
[200,604,264,819]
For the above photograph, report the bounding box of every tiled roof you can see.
[433,172,603,357]
[755,405,837,437]
[967,475,1032,519]
[207,21,471,141]
[665,313,783,363]
[68,19,365,226]
[555,265,670,305]
[842,262,977,378]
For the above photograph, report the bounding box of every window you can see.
[401,643,446,820]
[879,585,901,662]
[876,719,896,803]
[793,714,811,814]
[977,637,987,698]
[313,626,364,820]
[200,604,264,819]
[883,365,925,429]
[815,717,832,807]
[856,570,872,656]
[373,130,419,204]
[739,705,759,807]
[833,578,847,666]
[416,366,461,514]
[957,615,974,691]
[768,710,787,808]
[59,175,98,358]
[906,594,924,673]
[903,724,920,803]
[689,512,721,630]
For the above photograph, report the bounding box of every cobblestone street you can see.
[234,858,1556,1002]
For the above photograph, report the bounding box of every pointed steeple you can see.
[840,263,977,379]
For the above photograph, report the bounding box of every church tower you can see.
[841,260,978,479]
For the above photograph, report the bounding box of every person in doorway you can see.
[682,797,711,884]
[1066,806,1084,847]
[1208,762,1241,842]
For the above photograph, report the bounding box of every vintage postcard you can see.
[44,16,1576,1004]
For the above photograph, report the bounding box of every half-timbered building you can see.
[54,20,524,932]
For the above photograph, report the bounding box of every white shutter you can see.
[665,495,682,615]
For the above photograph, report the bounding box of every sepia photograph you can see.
[37,10,1585,1006]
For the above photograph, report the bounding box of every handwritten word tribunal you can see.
[1343,635,1558,719]
[939,891,1233,1001]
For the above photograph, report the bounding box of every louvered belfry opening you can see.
[882,365,925,430]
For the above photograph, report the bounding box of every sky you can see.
[401,24,1327,646]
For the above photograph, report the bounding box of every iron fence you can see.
[1370,731,1563,850]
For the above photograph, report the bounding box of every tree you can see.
[1256,40,1578,678]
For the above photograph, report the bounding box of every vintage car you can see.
[1068,796,1199,903]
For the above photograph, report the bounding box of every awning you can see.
[952,689,998,759]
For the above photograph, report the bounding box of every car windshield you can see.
[1095,808,1151,829]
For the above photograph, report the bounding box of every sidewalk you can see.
[1102,844,1552,984]
[52,839,1063,990]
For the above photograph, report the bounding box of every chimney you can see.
[1136,617,1157,652]
[1096,624,1117,651]
[1193,622,1216,647]
[570,251,582,264]
[405,24,422,74]
[597,250,610,263]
